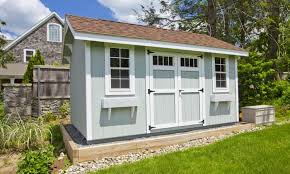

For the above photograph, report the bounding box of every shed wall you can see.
[70,40,87,138]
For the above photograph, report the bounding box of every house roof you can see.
[4,12,64,51]
[66,15,248,56]
[0,63,27,79]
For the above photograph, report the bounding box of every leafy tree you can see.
[0,19,14,68]
[23,50,45,83]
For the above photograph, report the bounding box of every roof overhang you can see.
[66,18,248,57]
[4,12,64,51]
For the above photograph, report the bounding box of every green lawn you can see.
[90,124,290,174]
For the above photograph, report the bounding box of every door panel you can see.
[181,93,200,123]
[181,71,199,89]
[153,70,175,89]
[154,93,176,125]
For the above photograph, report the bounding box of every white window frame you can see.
[212,54,229,93]
[105,43,135,96]
[23,49,35,63]
[47,23,62,42]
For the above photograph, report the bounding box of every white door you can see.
[148,53,202,131]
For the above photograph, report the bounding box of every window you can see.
[213,57,229,92]
[180,57,198,67]
[105,45,135,95]
[153,56,173,66]
[47,23,62,42]
[23,49,35,62]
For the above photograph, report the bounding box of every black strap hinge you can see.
[149,125,156,130]
[197,55,203,58]
[147,50,155,55]
[148,89,155,94]
[198,88,204,93]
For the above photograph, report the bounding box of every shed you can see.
[63,15,248,143]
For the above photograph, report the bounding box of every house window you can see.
[23,49,35,62]
[105,45,135,95]
[153,56,173,66]
[47,23,62,42]
[213,57,229,92]
[180,57,198,67]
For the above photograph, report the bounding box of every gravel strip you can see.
[61,126,264,174]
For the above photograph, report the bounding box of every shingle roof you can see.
[66,15,245,52]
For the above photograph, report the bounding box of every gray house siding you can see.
[70,40,87,138]
[7,17,63,64]
[90,42,147,140]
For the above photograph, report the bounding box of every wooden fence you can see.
[33,65,70,115]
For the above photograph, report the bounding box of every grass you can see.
[90,123,290,174]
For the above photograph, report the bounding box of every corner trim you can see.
[85,41,92,140]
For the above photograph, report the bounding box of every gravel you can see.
[61,126,264,174]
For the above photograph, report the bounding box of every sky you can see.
[0,0,163,40]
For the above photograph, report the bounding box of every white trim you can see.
[85,41,92,140]
[47,23,62,42]
[104,44,135,96]
[4,12,63,51]
[235,58,239,122]
[145,48,150,133]
[212,55,230,93]
[201,53,206,125]
[23,49,35,63]
[65,18,248,57]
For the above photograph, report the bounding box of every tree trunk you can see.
[266,0,280,60]
[238,0,246,47]
[207,0,217,37]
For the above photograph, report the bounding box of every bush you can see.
[59,101,70,118]
[41,111,58,123]
[0,118,51,152]
[23,50,45,83]
[17,145,55,174]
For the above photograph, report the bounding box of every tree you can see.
[23,50,45,83]
[0,19,14,68]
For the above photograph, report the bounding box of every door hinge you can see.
[148,89,155,94]
[198,88,204,93]
[149,125,156,130]
[201,120,205,124]
[147,50,155,55]
[198,55,203,59]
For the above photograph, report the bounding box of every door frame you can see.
[145,49,205,133]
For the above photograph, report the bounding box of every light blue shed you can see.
[63,15,248,143]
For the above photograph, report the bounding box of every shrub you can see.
[23,50,45,83]
[59,101,70,118]
[0,118,51,152]
[17,145,55,174]
[41,111,58,123]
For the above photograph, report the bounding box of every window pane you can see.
[121,49,129,58]
[121,59,129,67]
[153,56,157,65]
[215,58,220,64]
[194,59,198,67]
[121,79,129,88]
[215,65,220,71]
[169,57,173,66]
[181,58,184,66]
[220,73,226,80]
[158,56,163,65]
[221,65,226,72]
[111,79,120,88]
[220,58,225,64]
[110,48,119,57]
[26,56,32,62]
[220,81,226,87]
[49,24,60,42]
[26,51,34,55]
[190,59,193,67]
[121,70,129,78]
[111,70,120,78]
[185,58,189,67]
[216,73,221,80]
[110,58,119,67]
[164,57,168,65]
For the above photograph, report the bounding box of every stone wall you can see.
[33,98,70,116]
[7,16,63,64]
[3,84,32,118]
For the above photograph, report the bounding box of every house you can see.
[1,12,64,85]
[63,15,248,143]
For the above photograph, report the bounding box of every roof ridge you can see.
[66,14,209,38]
